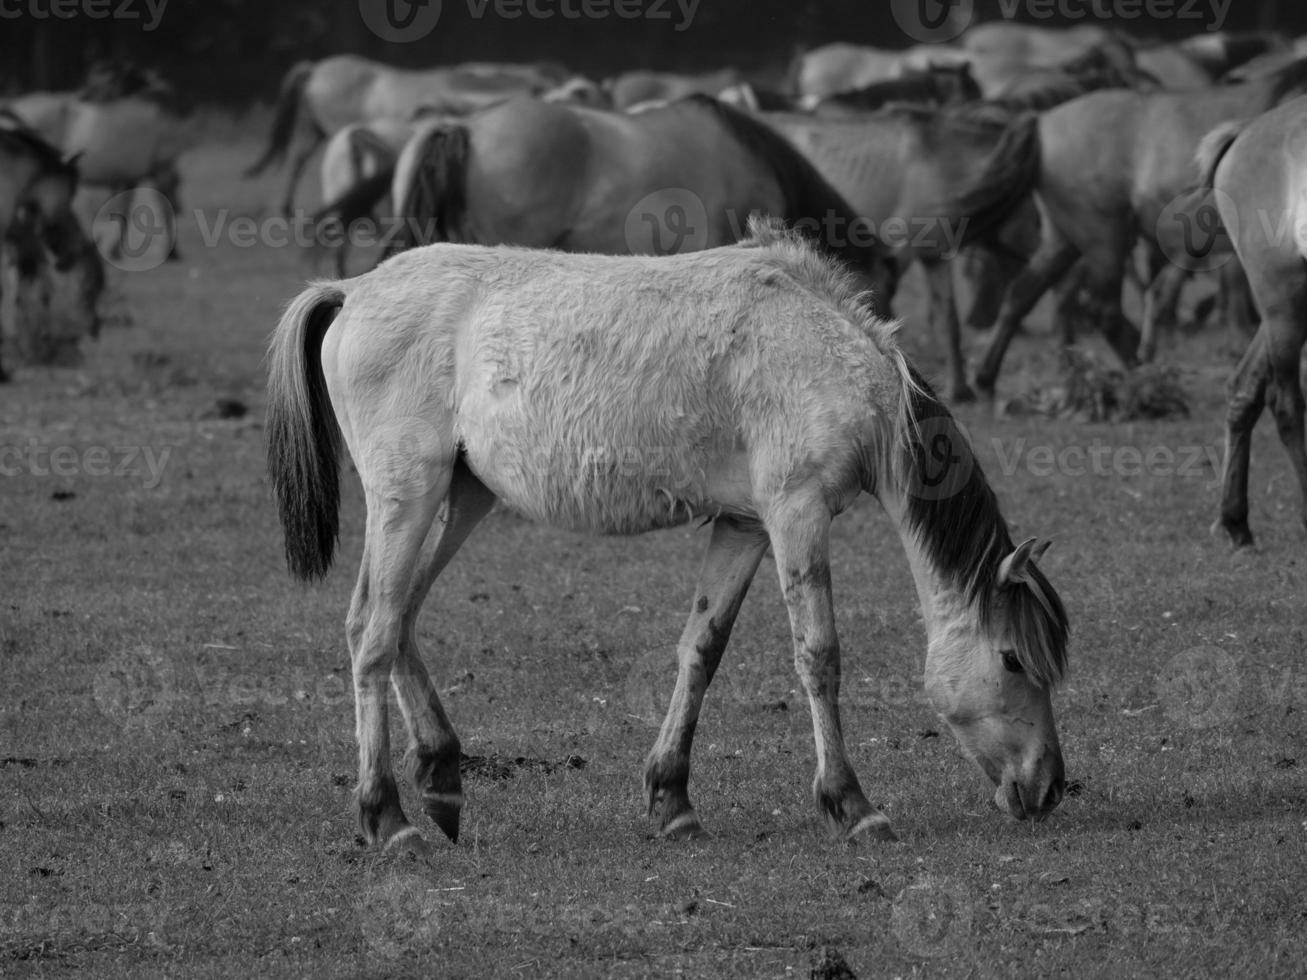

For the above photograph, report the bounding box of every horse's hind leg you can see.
[766,492,896,842]
[645,516,768,840]
[390,461,497,847]
[1261,290,1307,536]
[973,238,1078,396]
[923,258,974,403]
[1215,326,1269,547]
[348,473,450,850]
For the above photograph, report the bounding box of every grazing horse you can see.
[765,104,1041,400]
[380,95,897,298]
[265,219,1070,852]
[807,63,982,116]
[5,68,188,262]
[244,55,565,215]
[0,119,102,378]
[972,58,1307,397]
[1201,97,1307,546]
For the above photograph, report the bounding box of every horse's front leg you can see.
[766,494,897,842]
[645,517,768,840]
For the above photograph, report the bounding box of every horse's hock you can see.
[1,249,88,368]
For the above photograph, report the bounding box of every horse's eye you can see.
[1001,650,1024,674]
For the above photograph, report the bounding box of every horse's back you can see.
[328,241,890,529]
[1215,94,1307,264]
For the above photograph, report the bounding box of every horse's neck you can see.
[878,488,973,647]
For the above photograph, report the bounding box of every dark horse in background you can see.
[0,114,103,378]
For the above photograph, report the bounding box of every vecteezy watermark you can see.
[990,438,1222,489]
[0,441,171,489]
[0,0,168,30]
[1156,645,1241,730]
[893,0,1231,42]
[902,414,976,503]
[357,876,446,958]
[891,0,975,44]
[359,0,697,42]
[624,192,969,259]
[890,877,973,958]
[96,194,444,273]
[1154,187,1237,273]
[93,646,185,729]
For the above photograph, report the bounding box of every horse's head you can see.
[893,381,1069,822]
[921,536,1068,821]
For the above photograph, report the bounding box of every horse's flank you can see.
[318,222,903,536]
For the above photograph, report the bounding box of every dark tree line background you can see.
[3,0,1300,104]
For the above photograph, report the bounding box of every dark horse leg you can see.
[1215,327,1270,548]
[923,257,974,402]
[973,235,1079,397]
[1263,286,1307,537]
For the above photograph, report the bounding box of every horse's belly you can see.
[64,104,165,183]
[457,405,754,535]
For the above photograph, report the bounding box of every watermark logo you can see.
[891,877,973,958]
[1155,187,1236,273]
[356,416,447,501]
[0,0,169,30]
[93,646,185,729]
[990,438,1221,489]
[624,188,711,256]
[95,188,175,273]
[358,0,443,42]
[1157,645,1241,730]
[991,0,1230,29]
[357,875,445,958]
[902,414,976,502]
[891,0,974,43]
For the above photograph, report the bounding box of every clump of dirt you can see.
[1012,347,1190,422]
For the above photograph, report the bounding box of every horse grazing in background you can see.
[0,117,102,378]
[244,55,566,216]
[806,63,981,116]
[1200,97,1307,547]
[765,103,1041,400]
[265,218,1070,853]
[972,57,1307,397]
[5,62,189,263]
[376,94,897,296]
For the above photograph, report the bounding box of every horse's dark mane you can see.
[0,115,73,175]
[822,64,980,111]
[683,94,892,273]
[1262,55,1307,105]
[897,365,1069,686]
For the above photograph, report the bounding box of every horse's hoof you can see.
[837,810,899,843]
[422,793,463,843]
[657,811,709,841]
[384,826,435,860]
[1211,516,1254,549]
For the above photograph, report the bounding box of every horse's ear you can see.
[998,537,1050,586]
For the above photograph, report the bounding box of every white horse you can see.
[266,219,1070,854]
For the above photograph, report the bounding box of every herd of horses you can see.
[4,20,1307,852]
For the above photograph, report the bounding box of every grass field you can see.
[2,130,1305,979]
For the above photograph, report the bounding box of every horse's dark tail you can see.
[386,124,470,256]
[1196,119,1247,190]
[946,111,1042,249]
[314,170,395,239]
[245,60,314,177]
[266,281,346,581]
